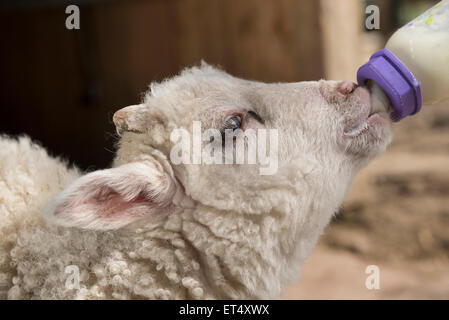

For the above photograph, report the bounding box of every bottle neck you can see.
[357,49,423,122]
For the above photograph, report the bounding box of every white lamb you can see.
[0,63,392,299]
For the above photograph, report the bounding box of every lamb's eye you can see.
[221,115,242,132]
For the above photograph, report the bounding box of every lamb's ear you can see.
[113,104,148,135]
[40,161,176,230]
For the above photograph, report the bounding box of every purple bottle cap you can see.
[357,49,422,122]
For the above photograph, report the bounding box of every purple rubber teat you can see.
[357,49,423,122]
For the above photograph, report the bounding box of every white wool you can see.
[0,135,81,298]
[0,64,392,299]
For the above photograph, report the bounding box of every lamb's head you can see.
[42,63,392,232]
[108,64,393,219]
[40,64,392,280]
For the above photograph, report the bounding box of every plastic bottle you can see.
[357,0,449,121]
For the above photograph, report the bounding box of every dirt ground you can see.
[283,101,449,299]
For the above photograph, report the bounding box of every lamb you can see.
[0,63,393,299]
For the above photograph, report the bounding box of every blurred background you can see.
[1,0,448,299]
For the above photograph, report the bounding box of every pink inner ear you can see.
[56,185,157,225]
[89,189,151,221]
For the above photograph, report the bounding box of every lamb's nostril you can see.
[337,81,358,96]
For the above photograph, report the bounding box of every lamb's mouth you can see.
[343,88,391,138]
[344,111,388,138]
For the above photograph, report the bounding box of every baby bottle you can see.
[357,0,449,121]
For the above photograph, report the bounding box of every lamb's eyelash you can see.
[248,110,265,124]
